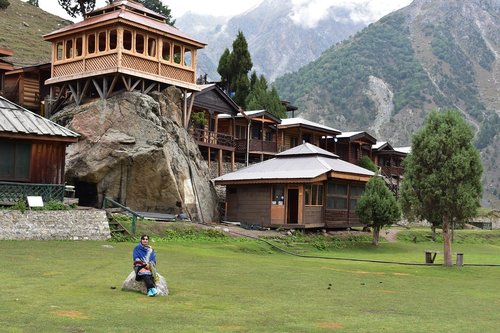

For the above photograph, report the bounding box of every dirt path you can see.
[382,228,402,242]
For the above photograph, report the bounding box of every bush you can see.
[0,0,10,9]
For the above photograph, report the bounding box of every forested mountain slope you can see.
[275,0,500,207]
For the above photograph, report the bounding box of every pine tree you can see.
[400,108,482,266]
[356,175,401,246]
[58,0,96,18]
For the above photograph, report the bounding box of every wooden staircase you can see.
[105,208,132,237]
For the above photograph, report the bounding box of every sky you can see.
[35,0,413,25]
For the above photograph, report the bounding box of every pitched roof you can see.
[214,143,374,184]
[219,109,282,123]
[43,1,205,48]
[0,96,79,141]
[278,117,341,135]
[337,131,377,144]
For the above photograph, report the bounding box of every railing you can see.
[380,165,404,177]
[102,197,144,236]
[235,139,278,154]
[192,129,235,150]
[0,181,65,205]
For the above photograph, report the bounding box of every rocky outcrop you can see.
[52,88,218,223]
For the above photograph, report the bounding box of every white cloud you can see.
[289,0,413,28]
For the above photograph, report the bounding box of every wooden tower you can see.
[43,0,206,117]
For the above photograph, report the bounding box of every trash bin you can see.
[456,253,464,267]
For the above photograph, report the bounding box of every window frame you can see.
[0,140,32,182]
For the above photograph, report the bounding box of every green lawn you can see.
[1,229,500,333]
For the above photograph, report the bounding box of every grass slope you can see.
[0,0,71,66]
[1,229,500,332]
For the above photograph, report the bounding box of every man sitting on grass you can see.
[133,234,158,296]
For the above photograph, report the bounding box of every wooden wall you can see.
[303,206,323,225]
[30,141,66,184]
[226,184,271,227]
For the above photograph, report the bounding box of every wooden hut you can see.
[0,48,14,97]
[218,110,281,165]
[372,142,409,196]
[190,84,239,176]
[3,63,51,113]
[323,131,376,165]
[43,0,206,116]
[277,117,341,152]
[0,96,79,204]
[214,143,374,229]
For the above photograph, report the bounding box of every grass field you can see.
[1,227,500,333]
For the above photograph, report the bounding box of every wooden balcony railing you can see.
[192,128,235,151]
[235,139,278,154]
[380,165,404,177]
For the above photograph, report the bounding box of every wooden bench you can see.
[425,250,464,266]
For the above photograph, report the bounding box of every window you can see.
[148,37,156,57]
[65,39,73,59]
[136,33,145,54]
[272,185,285,205]
[75,37,83,56]
[326,181,365,210]
[109,29,117,50]
[235,125,246,139]
[326,182,347,209]
[349,185,364,211]
[87,34,96,54]
[98,31,106,52]
[123,30,132,50]
[0,141,31,181]
[184,48,192,67]
[173,44,181,64]
[305,183,323,206]
[265,131,273,142]
[251,125,261,139]
[56,42,63,60]
[291,137,298,147]
[162,39,171,61]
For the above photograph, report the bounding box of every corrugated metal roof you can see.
[394,146,411,154]
[214,143,374,183]
[337,131,363,138]
[278,117,341,134]
[0,97,79,139]
[44,3,205,47]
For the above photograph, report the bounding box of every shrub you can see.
[0,0,10,9]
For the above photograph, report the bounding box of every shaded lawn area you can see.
[1,238,499,333]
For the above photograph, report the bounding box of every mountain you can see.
[176,0,367,82]
[275,0,500,208]
[0,0,72,66]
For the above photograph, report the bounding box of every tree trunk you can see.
[442,213,453,267]
[431,225,436,241]
[372,226,380,246]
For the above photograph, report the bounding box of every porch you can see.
[192,128,235,151]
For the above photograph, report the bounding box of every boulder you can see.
[122,271,169,296]
[52,87,219,223]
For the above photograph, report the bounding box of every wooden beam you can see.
[92,78,105,99]
[121,75,131,91]
[106,74,119,98]
[144,82,156,94]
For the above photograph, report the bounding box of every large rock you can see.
[122,271,169,296]
[52,88,219,223]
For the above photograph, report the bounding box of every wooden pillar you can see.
[231,151,235,172]
[218,149,223,177]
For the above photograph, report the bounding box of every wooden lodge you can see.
[42,0,205,115]
[214,143,374,229]
[372,142,409,196]
[190,84,240,176]
[278,117,341,152]
[218,110,281,165]
[322,131,376,165]
[3,63,51,113]
[0,96,79,204]
[0,48,14,98]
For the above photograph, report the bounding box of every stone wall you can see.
[0,209,110,240]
